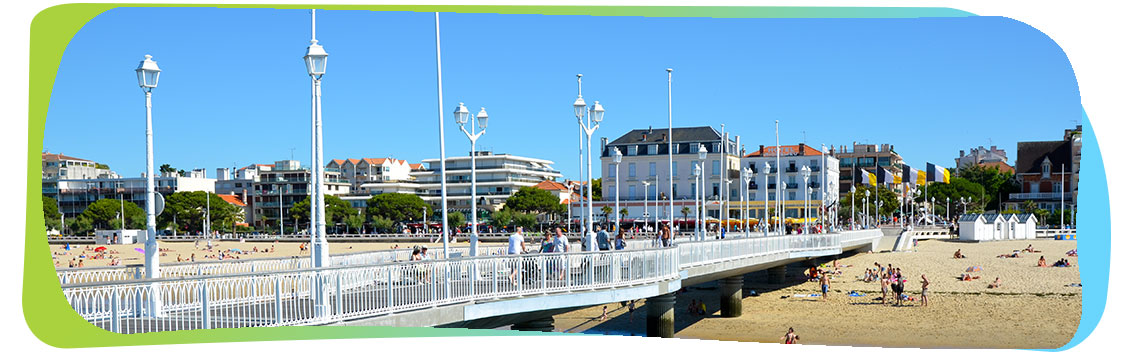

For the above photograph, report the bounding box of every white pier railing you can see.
[63,247,680,334]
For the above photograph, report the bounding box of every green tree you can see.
[839,184,899,220]
[590,178,602,201]
[43,195,61,232]
[68,215,94,235]
[448,211,466,229]
[370,215,394,233]
[291,195,355,227]
[490,209,514,229]
[159,163,176,175]
[366,193,430,223]
[619,208,629,220]
[80,198,145,230]
[681,206,691,221]
[513,212,538,229]
[504,186,566,217]
[343,213,365,234]
[957,163,1019,211]
[601,206,613,222]
[156,191,240,234]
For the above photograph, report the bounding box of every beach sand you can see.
[553,238,1081,349]
[51,239,493,268]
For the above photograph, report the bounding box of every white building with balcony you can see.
[740,144,839,222]
[43,175,216,219]
[327,157,414,192]
[250,160,351,232]
[342,152,563,218]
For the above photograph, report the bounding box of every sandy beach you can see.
[553,238,1081,348]
[50,239,494,269]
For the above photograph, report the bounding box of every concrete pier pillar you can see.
[512,316,555,332]
[767,265,788,284]
[646,293,676,338]
[719,276,744,318]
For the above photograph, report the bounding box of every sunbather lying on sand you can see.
[960,274,981,281]
[988,277,1002,289]
[1024,244,1041,253]
[954,249,966,259]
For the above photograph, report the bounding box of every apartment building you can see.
[740,143,839,220]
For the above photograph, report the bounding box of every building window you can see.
[671,162,678,177]
[1042,160,1051,178]
[648,145,657,155]
[673,184,678,197]
[712,183,719,197]
[628,146,638,156]
[628,163,637,177]
[649,162,657,176]
[609,164,616,177]
[769,192,776,201]
[1053,182,1062,193]
[712,160,721,175]
[647,184,656,199]
[788,192,796,200]
[629,185,637,198]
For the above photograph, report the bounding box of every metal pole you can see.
[469,116,480,256]
[667,68,674,234]
[143,90,158,279]
[774,121,781,234]
[576,75,585,238]
[434,12,450,259]
[615,161,620,232]
[586,111,595,250]
[313,76,329,267]
[764,163,769,236]
[718,125,725,235]
[1061,163,1065,227]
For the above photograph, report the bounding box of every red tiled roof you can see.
[216,194,246,207]
[534,180,571,191]
[744,144,824,157]
[978,161,1014,174]
[42,152,92,162]
[409,163,425,170]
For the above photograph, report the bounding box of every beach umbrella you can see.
[94,246,107,252]
[230,248,243,253]
[134,247,145,253]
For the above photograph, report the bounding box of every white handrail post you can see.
[386,268,394,309]
[492,258,498,295]
[274,276,283,325]
[335,273,343,317]
[110,286,121,333]
[200,281,211,329]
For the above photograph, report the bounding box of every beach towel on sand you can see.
[848,291,867,297]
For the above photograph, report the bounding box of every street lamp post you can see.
[614,148,623,232]
[584,102,604,250]
[698,144,708,240]
[864,189,871,229]
[304,10,330,268]
[643,179,651,236]
[763,161,770,236]
[961,196,969,215]
[573,74,586,239]
[850,185,856,230]
[741,167,752,236]
[801,165,811,234]
[947,196,951,225]
[454,103,489,256]
[930,197,936,226]
[693,164,701,240]
[666,68,675,235]
[136,53,161,316]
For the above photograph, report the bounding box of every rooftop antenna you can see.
[802,130,807,145]
[290,147,296,161]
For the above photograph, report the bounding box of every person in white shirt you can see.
[508,227,527,285]
[508,226,527,255]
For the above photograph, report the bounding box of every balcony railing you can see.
[786,183,799,189]
[1009,192,1065,200]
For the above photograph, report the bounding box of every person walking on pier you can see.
[508,227,527,285]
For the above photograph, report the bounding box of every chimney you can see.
[759,144,764,155]
[960,150,965,157]
[798,143,805,155]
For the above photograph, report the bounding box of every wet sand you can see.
[554,238,1081,348]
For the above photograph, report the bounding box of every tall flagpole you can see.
[434,12,450,258]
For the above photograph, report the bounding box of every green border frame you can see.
[38,3,1106,349]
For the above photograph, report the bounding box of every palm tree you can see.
[601,206,613,222]
[681,206,691,222]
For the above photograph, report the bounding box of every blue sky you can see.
[44,8,1081,179]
